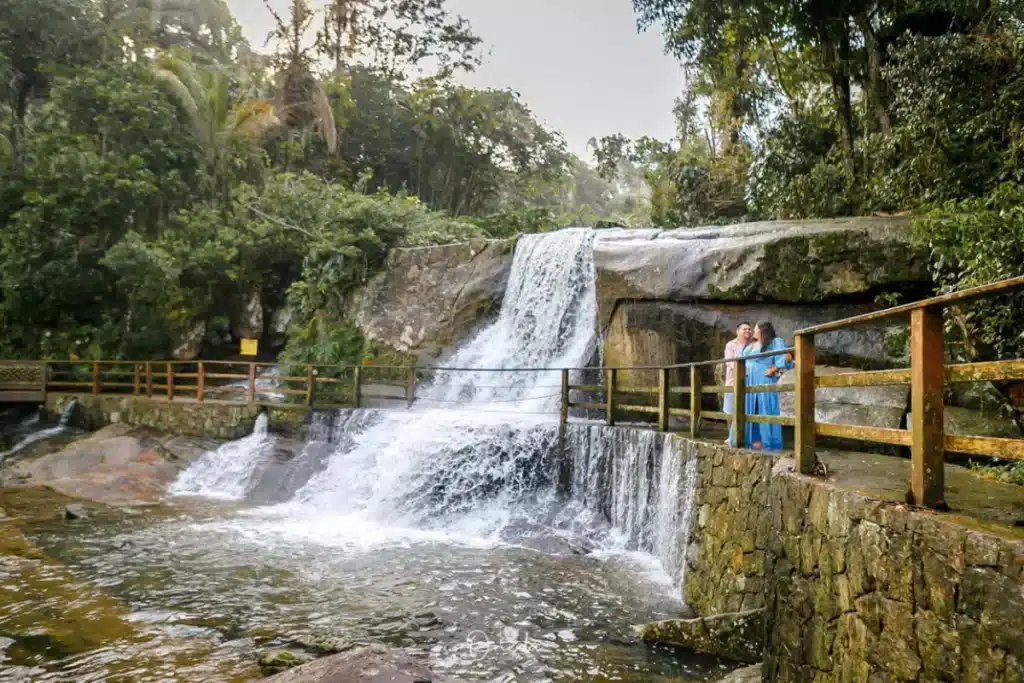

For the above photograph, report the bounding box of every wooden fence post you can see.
[92,361,100,395]
[146,363,152,397]
[690,365,702,439]
[733,358,746,449]
[305,365,314,407]
[910,307,946,508]
[133,364,141,396]
[658,367,670,432]
[795,333,817,474]
[166,362,174,401]
[196,362,205,402]
[406,368,416,409]
[559,369,570,443]
[605,368,617,426]
[353,366,362,409]
[247,363,256,405]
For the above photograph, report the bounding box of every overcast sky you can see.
[224,0,687,159]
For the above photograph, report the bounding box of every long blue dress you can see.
[728,337,793,450]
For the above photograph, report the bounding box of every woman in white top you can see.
[723,321,752,416]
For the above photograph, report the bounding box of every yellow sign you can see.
[240,338,259,357]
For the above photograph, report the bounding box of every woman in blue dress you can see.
[729,321,793,450]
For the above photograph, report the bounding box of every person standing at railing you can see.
[729,321,794,450]
[722,322,753,444]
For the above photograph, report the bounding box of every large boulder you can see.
[0,425,197,504]
[171,320,207,361]
[347,238,516,359]
[593,218,929,330]
[259,645,439,683]
[234,288,265,340]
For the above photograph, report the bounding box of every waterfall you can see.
[0,399,78,466]
[169,413,272,500]
[170,228,701,597]
[563,425,699,592]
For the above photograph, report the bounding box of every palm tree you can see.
[151,52,281,197]
[264,0,338,155]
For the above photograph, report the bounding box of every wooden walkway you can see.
[4,275,1024,510]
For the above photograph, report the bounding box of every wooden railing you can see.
[9,276,1024,510]
[558,274,1024,510]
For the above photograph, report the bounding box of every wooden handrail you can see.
[14,275,1024,513]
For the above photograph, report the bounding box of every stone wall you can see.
[677,437,1024,682]
[685,445,777,616]
[46,394,307,439]
[764,465,1024,683]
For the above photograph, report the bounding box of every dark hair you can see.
[736,321,752,331]
[755,321,777,350]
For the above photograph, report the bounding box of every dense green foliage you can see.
[620,0,1024,360]
[0,0,642,365]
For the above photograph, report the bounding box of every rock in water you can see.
[640,609,764,664]
[63,503,88,520]
[716,664,763,682]
[259,645,437,682]
[259,649,316,675]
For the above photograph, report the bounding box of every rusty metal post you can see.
[690,365,702,439]
[197,362,205,402]
[658,367,670,432]
[353,366,362,409]
[733,358,746,449]
[305,365,314,407]
[247,363,256,404]
[92,361,100,395]
[145,363,152,397]
[605,368,617,426]
[166,362,174,401]
[910,307,946,508]
[795,334,817,474]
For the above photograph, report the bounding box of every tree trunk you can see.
[726,48,749,151]
[855,12,891,135]
[10,80,31,170]
[822,22,855,174]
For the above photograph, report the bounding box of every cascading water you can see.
[31,228,732,682]
[169,413,272,500]
[0,399,78,466]
[172,227,700,585]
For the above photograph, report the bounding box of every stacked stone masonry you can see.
[680,440,1024,683]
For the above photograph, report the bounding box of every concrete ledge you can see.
[641,609,764,663]
[45,394,308,439]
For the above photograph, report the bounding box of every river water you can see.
[2,230,728,682]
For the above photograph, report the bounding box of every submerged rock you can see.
[63,503,88,520]
[716,663,762,682]
[258,645,438,682]
[640,608,764,664]
[259,649,316,675]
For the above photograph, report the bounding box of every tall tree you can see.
[0,0,97,166]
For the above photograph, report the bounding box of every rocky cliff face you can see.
[594,217,930,371]
[346,238,516,361]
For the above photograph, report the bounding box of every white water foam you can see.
[171,229,700,596]
[0,399,78,466]
[168,413,272,500]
